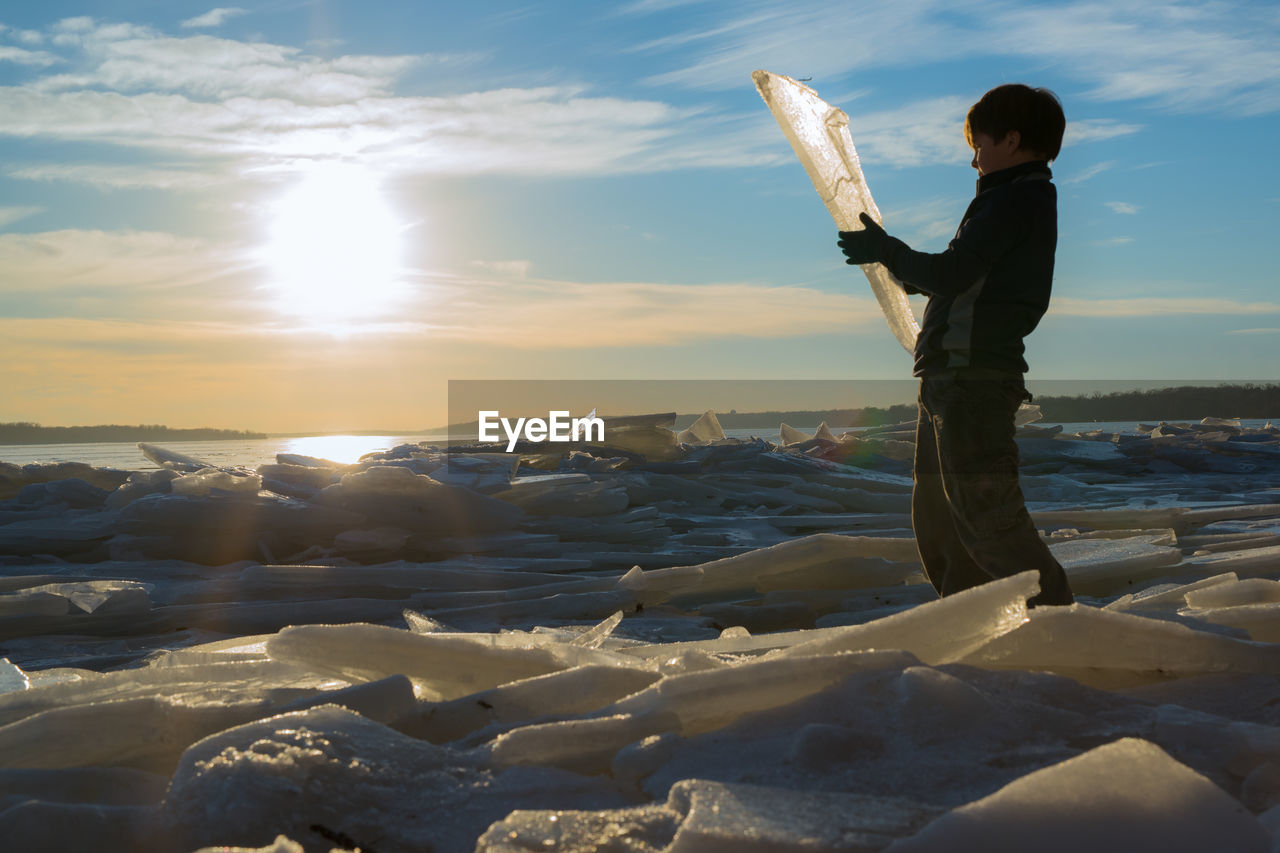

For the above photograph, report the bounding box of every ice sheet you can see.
[753,70,920,352]
[886,738,1269,852]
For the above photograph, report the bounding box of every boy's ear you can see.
[1000,130,1022,152]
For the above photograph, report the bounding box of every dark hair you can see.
[964,84,1065,162]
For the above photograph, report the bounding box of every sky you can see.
[1,0,1278,432]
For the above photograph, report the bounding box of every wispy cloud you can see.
[180,8,249,30]
[884,197,964,245]
[1062,161,1117,185]
[1092,237,1135,246]
[0,19,744,182]
[0,45,58,66]
[1229,328,1280,335]
[423,276,886,348]
[638,0,1280,117]
[1105,201,1140,215]
[6,163,225,189]
[0,206,42,227]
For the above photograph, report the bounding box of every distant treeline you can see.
[0,422,267,445]
[673,383,1280,429]
[1033,383,1280,423]
[674,405,919,430]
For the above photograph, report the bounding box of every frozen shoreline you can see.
[2,413,1280,851]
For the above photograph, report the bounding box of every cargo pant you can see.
[913,375,1074,607]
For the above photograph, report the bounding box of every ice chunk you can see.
[478,779,941,853]
[17,580,152,615]
[676,411,725,444]
[571,610,624,648]
[189,838,304,853]
[1049,533,1183,596]
[314,464,524,536]
[886,738,1269,853]
[170,467,262,497]
[778,423,812,445]
[165,705,628,853]
[1182,603,1280,642]
[963,603,1280,688]
[639,533,919,605]
[753,70,920,352]
[1185,577,1280,609]
[1105,572,1237,612]
[398,664,659,743]
[266,623,636,702]
[492,475,629,517]
[136,442,215,472]
[0,658,29,694]
[775,570,1039,665]
[487,650,916,772]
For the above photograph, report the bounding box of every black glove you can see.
[837,212,892,265]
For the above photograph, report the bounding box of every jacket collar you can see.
[976,159,1052,195]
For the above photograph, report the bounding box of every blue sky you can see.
[1,1,1277,430]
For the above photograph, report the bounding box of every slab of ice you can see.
[265,623,638,702]
[886,738,1269,852]
[137,442,214,472]
[164,705,628,853]
[1184,577,1280,609]
[638,533,919,604]
[963,603,1280,688]
[170,468,263,497]
[775,570,1038,665]
[478,779,942,853]
[487,650,917,773]
[16,580,152,615]
[1049,534,1183,596]
[1182,603,1280,642]
[676,411,725,445]
[0,658,29,694]
[398,664,660,744]
[1105,572,1237,612]
[753,70,920,352]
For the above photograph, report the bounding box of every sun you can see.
[262,164,408,328]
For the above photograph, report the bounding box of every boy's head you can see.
[964,84,1065,165]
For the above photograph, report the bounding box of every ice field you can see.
[3,411,1280,851]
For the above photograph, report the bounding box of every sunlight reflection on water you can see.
[280,434,403,464]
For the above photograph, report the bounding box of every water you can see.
[0,434,451,471]
[1,419,1272,471]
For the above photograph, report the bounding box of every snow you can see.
[2,415,1280,849]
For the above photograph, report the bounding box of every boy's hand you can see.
[837,213,890,265]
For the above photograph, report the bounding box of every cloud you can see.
[0,45,58,66]
[1106,201,1140,215]
[6,163,225,189]
[884,197,964,245]
[416,272,889,349]
[1062,161,1116,185]
[639,0,1280,117]
[0,206,42,227]
[1064,120,1143,146]
[1229,328,1280,335]
[1092,237,1135,246]
[1054,297,1280,317]
[180,8,249,29]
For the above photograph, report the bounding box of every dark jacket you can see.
[885,160,1057,376]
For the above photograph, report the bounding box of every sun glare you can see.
[263,164,408,329]
[282,434,399,464]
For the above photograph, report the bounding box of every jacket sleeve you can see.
[882,188,1029,298]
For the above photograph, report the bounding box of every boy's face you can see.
[969,131,1024,176]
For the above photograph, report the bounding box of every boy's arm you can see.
[838,195,1028,298]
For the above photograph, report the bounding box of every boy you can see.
[836,83,1074,607]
